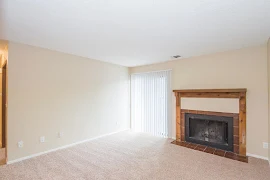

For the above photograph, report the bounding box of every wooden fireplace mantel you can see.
[173,88,246,93]
[173,89,246,99]
[173,88,247,156]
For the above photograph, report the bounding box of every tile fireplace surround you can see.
[173,89,247,162]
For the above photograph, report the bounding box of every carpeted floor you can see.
[0,131,269,180]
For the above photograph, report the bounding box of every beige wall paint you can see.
[7,42,130,161]
[267,38,270,163]
[181,98,239,113]
[130,45,269,158]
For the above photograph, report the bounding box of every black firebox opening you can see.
[185,113,233,152]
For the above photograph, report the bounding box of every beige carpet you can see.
[0,131,269,180]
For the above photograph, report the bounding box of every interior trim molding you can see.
[246,153,269,161]
[7,129,130,165]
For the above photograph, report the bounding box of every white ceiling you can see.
[1,0,270,67]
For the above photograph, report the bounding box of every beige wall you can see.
[130,45,269,158]
[267,38,270,163]
[7,42,130,161]
[181,98,239,113]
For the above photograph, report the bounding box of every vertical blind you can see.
[131,70,172,138]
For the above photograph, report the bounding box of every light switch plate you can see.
[58,132,64,138]
[40,136,45,143]
[18,141,23,148]
[263,142,268,149]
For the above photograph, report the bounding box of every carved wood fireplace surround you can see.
[173,89,247,157]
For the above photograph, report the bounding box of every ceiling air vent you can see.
[171,55,181,59]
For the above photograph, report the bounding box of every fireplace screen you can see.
[185,113,233,151]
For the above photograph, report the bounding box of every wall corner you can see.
[267,38,270,164]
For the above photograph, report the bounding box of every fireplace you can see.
[173,89,247,156]
[185,113,233,152]
[172,89,247,161]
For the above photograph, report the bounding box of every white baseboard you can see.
[7,131,269,164]
[7,129,130,164]
[246,153,269,161]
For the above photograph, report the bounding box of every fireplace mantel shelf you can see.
[173,89,247,93]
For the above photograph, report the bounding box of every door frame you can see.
[1,60,7,164]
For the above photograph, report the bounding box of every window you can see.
[131,70,172,137]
